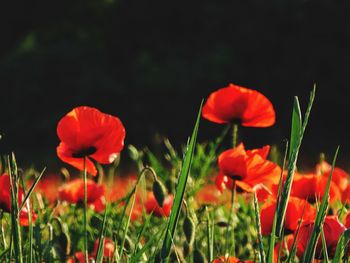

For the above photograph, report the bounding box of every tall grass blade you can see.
[276,87,316,237]
[161,101,202,261]
[302,146,339,263]
[253,192,265,263]
[8,153,24,263]
[95,203,109,263]
[333,228,350,261]
[18,167,46,213]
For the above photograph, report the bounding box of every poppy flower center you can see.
[72,146,97,158]
[230,174,243,181]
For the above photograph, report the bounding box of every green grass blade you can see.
[289,97,302,158]
[267,140,288,263]
[160,101,202,260]
[302,146,339,263]
[253,192,266,263]
[8,154,23,263]
[276,88,316,238]
[333,229,350,261]
[95,203,109,263]
[18,167,46,213]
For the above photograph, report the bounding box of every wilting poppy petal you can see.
[212,256,254,263]
[57,106,126,176]
[202,83,275,127]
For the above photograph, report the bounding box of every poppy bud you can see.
[153,179,167,207]
[193,249,207,263]
[183,216,195,245]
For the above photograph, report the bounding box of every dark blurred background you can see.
[0,0,350,170]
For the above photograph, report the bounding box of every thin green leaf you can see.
[95,203,109,263]
[276,88,316,238]
[18,167,46,213]
[161,101,202,260]
[333,228,350,261]
[302,146,339,263]
[253,192,266,263]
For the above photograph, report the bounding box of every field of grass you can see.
[0,83,349,262]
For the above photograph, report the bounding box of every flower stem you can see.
[83,157,88,263]
[232,123,238,148]
[225,182,236,257]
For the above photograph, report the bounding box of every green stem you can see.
[232,123,238,148]
[83,157,88,263]
[0,211,6,250]
[225,182,236,257]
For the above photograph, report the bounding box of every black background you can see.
[0,0,349,170]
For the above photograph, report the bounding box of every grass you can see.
[1,87,350,262]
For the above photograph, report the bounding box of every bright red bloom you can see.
[291,173,341,204]
[57,106,125,176]
[0,174,37,226]
[145,192,173,217]
[68,238,115,263]
[345,211,350,228]
[296,216,346,259]
[217,143,281,192]
[212,256,254,263]
[202,83,275,127]
[316,161,348,192]
[58,178,105,212]
[32,174,62,203]
[260,197,316,236]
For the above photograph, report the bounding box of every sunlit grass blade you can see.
[333,228,350,261]
[161,101,202,261]
[8,153,24,263]
[253,192,265,263]
[130,224,167,263]
[302,146,339,263]
[206,207,214,262]
[276,87,316,238]
[95,203,109,263]
[18,167,46,213]
[267,140,288,263]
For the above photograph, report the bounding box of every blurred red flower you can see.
[345,211,350,228]
[31,174,62,204]
[291,173,341,204]
[217,143,281,193]
[260,197,316,236]
[57,106,125,176]
[202,83,275,127]
[316,160,348,192]
[145,192,173,217]
[296,216,346,259]
[58,178,106,212]
[212,256,254,263]
[0,173,37,226]
[68,238,115,263]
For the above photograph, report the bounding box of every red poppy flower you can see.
[68,238,115,263]
[58,178,105,212]
[316,161,349,192]
[291,173,341,204]
[260,197,316,236]
[57,106,126,176]
[296,216,346,259]
[218,143,281,192]
[202,83,275,127]
[31,174,62,203]
[212,256,254,263]
[144,192,173,217]
[0,173,37,226]
[345,211,350,228]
